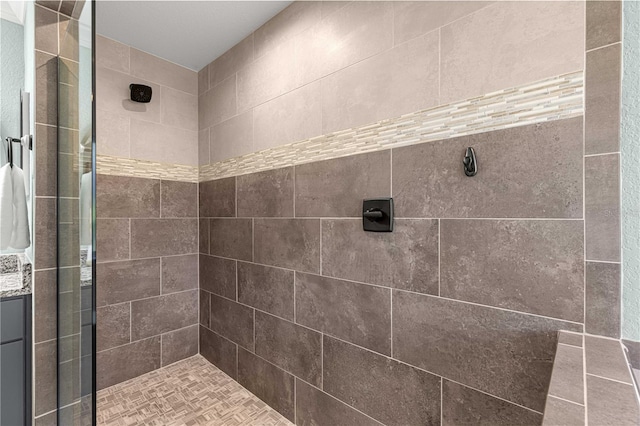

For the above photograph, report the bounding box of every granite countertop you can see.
[0,254,32,298]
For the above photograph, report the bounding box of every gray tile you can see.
[295,151,391,217]
[237,348,295,422]
[255,311,322,386]
[587,375,639,425]
[34,269,56,343]
[34,340,57,416]
[441,219,584,322]
[623,339,640,370]
[97,336,161,390]
[296,379,382,426]
[392,291,581,412]
[199,290,210,327]
[237,167,294,217]
[35,197,57,270]
[131,218,198,258]
[542,396,585,426]
[35,411,57,426]
[209,34,253,87]
[199,177,236,218]
[97,219,129,262]
[35,124,57,197]
[322,219,438,294]
[296,272,391,355]
[209,219,253,261]
[585,335,632,383]
[323,335,440,426]
[586,262,621,338]
[58,153,80,198]
[238,262,294,321]
[161,180,197,218]
[58,222,80,268]
[35,51,57,126]
[58,1,75,16]
[393,117,583,218]
[585,44,621,155]
[209,293,254,351]
[161,324,198,366]
[96,303,130,352]
[96,259,160,307]
[548,344,584,404]
[58,15,79,62]
[130,47,197,95]
[200,255,237,299]
[131,290,198,340]
[254,219,320,273]
[97,174,160,218]
[35,1,60,12]
[199,218,210,254]
[558,331,583,348]
[585,154,621,261]
[200,325,238,379]
[586,1,622,51]
[161,254,198,294]
[442,380,543,426]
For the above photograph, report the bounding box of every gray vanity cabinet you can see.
[0,295,32,426]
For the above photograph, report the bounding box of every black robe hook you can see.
[463,147,477,177]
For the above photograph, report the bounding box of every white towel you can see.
[0,164,13,249]
[9,165,30,249]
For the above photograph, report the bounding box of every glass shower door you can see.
[57,0,94,424]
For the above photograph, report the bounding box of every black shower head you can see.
[130,84,152,103]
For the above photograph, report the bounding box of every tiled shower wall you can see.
[94,36,200,389]
[196,1,623,425]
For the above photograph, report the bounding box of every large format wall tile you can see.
[97,174,160,218]
[442,380,542,426]
[236,168,294,217]
[209,219,253,261]
[161,86,198,132]
[237,348,295,422]
[585,44,621,154]
[323,336,441,425]
[322,219,438,294]
[585,154,620,261]
[161,180,197,218]
[199,218,209,254]
[96,108,129,157]
[96,67,161,123]
[393,117,583,218]
[393,1,492,45]
[321,31,439,134]
[130,47,197,95]
[200,254,237,299]
[96,220,130,263]
[585,261,621,337]
[130,219,198,258]
[440,1,584,103]
[200,325,238,379]
[586,1,622,51]
[130,290,198,340]
[161,324,198,366]
[255,312,322,386]
[587,375,640,426]
[209,294,254,351]
[96,336,161,390]
[209,34,253,87]
[130,119,198,167]
[96,303,130,352]
[96,259,160,307]
[295,150,391,217]
[200,290,210,327]
[237,262,294,321]
[96,35,130,74]
[392,291,581,411]
[198,75,237,130]
[295,272,391,355]
[199,177,236,218]
[209,110,254,163]
[35,52,58,126]
[254,219,320,273]
[293,2,392,88]
[585,336,631,384]
[542,397,585,426]
[253,82,322,151]
[161,254,198,294]
[295,379,383,426]
[440,219,584,322]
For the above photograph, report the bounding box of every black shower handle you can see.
[363,209,384,220]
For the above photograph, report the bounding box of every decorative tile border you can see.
[96,155,199,182]
[200,71,584,182]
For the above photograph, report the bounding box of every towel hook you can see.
[463,147,477,177]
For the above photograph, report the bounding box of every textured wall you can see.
[197,1,584,166]
[94,36,200,389]
[621,0,640,343]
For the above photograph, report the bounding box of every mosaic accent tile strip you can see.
[97,355,293,426]
[97,155,199,183]
[200,71,584,182]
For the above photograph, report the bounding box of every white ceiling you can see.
[96,1,292,71]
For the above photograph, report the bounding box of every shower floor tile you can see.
[97,355,293,425]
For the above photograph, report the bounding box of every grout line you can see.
[584,151,621,158]
[293,166,296,217]
[99,323,199,354]
[320,334,323,390]
[101,288,198,309]
[390,290,393,357]
[586,373,635,386]
[319,220,323,276]
[585,259,621,264]
[251,218,255,262]
[197,216,585,221]
[438,219,441,296]
[440,377,444,424]
[129,302,132,343]
[547,394,585,407]
[585,40,622,54]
